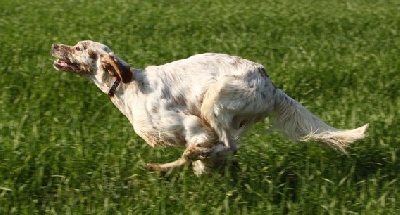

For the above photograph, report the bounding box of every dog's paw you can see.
[183,146,212,161]
[191,160,211,176]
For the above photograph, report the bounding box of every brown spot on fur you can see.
[88,49,97,60]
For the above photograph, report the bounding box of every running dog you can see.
[51,40,368,175]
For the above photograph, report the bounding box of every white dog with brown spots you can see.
[51,40,368,175]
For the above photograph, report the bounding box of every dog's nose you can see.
[52,44,59,50]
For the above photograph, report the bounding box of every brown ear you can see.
[100,54,133,83]
[115,59,133,83]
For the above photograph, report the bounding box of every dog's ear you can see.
[115,59,133,83]
[100,54,133,83]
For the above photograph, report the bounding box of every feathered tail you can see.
[271,89,368,153]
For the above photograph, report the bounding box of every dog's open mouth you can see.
[53,58,80,72]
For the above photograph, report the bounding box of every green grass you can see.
[1,0,399,214]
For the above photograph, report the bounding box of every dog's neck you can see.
[90,67,142,123]
[91,69,137,94]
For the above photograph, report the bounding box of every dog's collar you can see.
[107,68,134,97]
[108,77,121,97]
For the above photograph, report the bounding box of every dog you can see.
[51,40,368,175]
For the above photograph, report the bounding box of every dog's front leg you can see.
[183,145,213,161]
[186,144,239,175]
[183,145,214,175]
[146,157,188,172]
[145,145,212,174]
[145,145,213,175]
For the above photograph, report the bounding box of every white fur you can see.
[271,89,368,152]
[51,40,368,175]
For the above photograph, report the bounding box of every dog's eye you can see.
[75,46,83,51]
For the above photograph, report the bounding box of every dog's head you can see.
[51,40,132,84]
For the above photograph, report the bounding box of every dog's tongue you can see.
[53,59,73,71]
[59,62,68,67]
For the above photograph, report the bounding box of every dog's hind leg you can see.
[200,79,243,154]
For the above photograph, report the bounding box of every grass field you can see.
[1,0,399,214]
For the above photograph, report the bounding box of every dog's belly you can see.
[138,130,186,147]
[132,100,217,148]
[132,103,192,147]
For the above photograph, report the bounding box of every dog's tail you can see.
[270,89,368,153]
